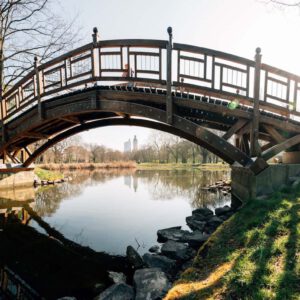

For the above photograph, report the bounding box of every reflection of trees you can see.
[34,184,82,217]
[34,168,230,217]
[34,169,137,217]
[136,169,231,209]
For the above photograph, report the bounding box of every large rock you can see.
[134,268,171,300]
[184,231,210,248]
[191,207,213,221]
[157,226,190,243]
[205,216,223,233]
[161,240,196,261]
[143,253,177,274]
[126,246,144,269]
[108,271,126,284]
[149,245,160,253]
[215,205,232,216]
[95,283,134,300]
[186,215,206,231]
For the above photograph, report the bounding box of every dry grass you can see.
[37,161,137,171]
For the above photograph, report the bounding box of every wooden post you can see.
[166,26,173,124]
[92,27,99,78]
[250,47,262,157]
[0,97,5,143]
[34,56,43,120]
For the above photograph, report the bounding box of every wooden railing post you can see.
[34,56,43,120]
[250,47,262,157]
[166,26,173,124]
[92,27,99,78]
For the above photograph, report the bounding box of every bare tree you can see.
[268,0,300,6]
[0,0,79,95]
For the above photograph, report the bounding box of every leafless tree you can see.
[0,0,79,95]
[269,0,300,6]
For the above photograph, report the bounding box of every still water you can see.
[21,168,231,255]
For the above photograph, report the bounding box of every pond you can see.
[27,168,231,255]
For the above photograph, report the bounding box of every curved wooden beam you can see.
[23,115,253,168]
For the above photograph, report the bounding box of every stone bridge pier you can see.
[231,164,300,201]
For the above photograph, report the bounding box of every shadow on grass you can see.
[166,189,300,300]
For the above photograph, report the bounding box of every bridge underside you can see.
[2,86,300,174]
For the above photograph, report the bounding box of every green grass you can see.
[166,187,300,300]
[34,167,64,181]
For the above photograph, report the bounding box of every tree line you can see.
[32,131,221,164]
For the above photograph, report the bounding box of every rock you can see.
[157,226,189,243]
[192,207,213,220]
[142,253,176,274]
[161,241,196,261]
[93,283,106,295]
[180,259,193,271]
[134,268,171,300]
[186,215,206,231]
[205,216,223,233]
[219,211,234,221]
[95,283,134,300]
[215,205,232,216]
[149,245,160,253]
[184,231,210,248]
[108,271,126,284]
[126,246,144,269]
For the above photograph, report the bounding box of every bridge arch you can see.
[22,99,253,168]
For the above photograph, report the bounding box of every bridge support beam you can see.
[250,48,262,157]
[166,26,173,124]
[231,164,300,202]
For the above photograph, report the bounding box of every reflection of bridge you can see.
[2,27,300,175]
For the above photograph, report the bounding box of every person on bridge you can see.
[122,64,134,88]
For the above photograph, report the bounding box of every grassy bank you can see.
[37,161,136,171]
[34,167,64,181]
[137,162,230,171]
[165,187,300,299]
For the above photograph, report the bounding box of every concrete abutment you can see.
[231,164,300,201]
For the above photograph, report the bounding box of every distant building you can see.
[124,139,131,152]
[133,135,138,151]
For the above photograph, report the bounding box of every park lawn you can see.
[34,167,64,181]
[165,187,300,300]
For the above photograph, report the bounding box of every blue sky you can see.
[58,0,300,150]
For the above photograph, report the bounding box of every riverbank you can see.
[137,163,230,171]
[36,162,229,172]
[165,187,300,299]
[37,161,137,171]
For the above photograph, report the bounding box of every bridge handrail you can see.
[173,43,255,67]
[2,36,300,122]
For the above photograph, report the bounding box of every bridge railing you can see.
[2,32,300,124]
[1,39,168,122]
[173,43,255,99]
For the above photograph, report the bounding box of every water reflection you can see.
[34,169,230,218]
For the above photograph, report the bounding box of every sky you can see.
[57,0,300,150]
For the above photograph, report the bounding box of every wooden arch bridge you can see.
[2,27,300,175]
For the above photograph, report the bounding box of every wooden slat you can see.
[215,62,247,74]
[180,55,205,63]
[129,51,159,57]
